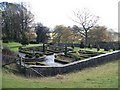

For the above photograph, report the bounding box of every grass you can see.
[2,60,119,88]
[3,42,42,52]
[3,42,113,53]
[0,68,2,89]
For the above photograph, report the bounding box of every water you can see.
[43,54,63,66]
[18,52,26,58]
[18,52,63,66]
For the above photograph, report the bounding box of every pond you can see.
[18,52,63,66]
[43,54,63,66]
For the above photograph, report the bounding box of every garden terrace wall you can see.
[24,50,120,77]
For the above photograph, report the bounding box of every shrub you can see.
[67,52,81,61]
[80,55,89,58]
[36,62,46,66]
[43,44,46,52]
[80,42,84,48]
[29,41,39,44]
[104,47,110,51]
[55,55,57,58]
[112,44,116,51]
[64,45,67,56]
[112,47,115,51]
[35,54,40,58]
[44,51,54,55]
[54,59,70,64]
[25,62,36,65]
[35,52,43,57]
[19,50,33,55]
[25,54,29,58]
[97,45,100,51]
[71,44,74,49]
[2,47,16,66]
[88,44,92,49]
[25,54,33,58]
[3,40,9,43]
[18,46,23,50]
[20,38,29,46]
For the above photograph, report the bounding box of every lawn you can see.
[2,60,119,88]
[3,42,42,52]
[0,68,2,89]
[3,42,111,53]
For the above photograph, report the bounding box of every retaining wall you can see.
[24,50,120,77]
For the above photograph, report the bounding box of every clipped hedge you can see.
[25,62,46,66]
[25,54,33,58]
[54,59,70,64]
[68,52,81,61]
[44,51,54,55]
[25,62,36,65]
[19,50,33,55]
[35,52,43,57]
[36,62,46,66]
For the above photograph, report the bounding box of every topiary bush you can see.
[88,44,92,49]
[104,47,110,51]
[64,45,67,56]
[44,51,54,55]
[71,44,74,50]
[80,42,84,48]
[29,41,39,44]
[35,54,40,58]
[112,44,116,51]
[25,54,33,58]
[3,40,9,43]
[97,45,100,51]
[20,37,29,46]
[35,52,43,57]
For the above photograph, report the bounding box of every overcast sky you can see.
[0,0,119,32]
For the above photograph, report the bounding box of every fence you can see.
[20,50,120,77]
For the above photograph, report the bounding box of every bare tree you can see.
[71,8,99,46]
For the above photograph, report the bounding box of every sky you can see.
[0,0,119,32]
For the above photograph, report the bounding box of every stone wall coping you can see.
[27,50,120,68]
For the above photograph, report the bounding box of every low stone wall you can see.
[24,50,120,77]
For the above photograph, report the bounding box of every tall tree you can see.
[53,25,73,44]
[0,2,34,42]
[88,26,113,44]
[71,8,99,46]
[35,23,49,43]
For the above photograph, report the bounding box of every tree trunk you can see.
[85,30,88,47]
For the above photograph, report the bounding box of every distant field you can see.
[2,60,119,88]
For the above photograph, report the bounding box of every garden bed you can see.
[25,62,47,66]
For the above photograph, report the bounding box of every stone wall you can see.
[24,50,120,77]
